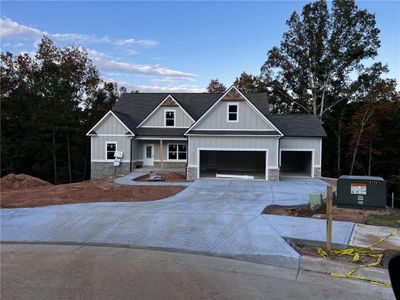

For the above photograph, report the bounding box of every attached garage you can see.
[280,150,313,177]
[199,149,267,180]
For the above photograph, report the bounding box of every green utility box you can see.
[336,175,386,210]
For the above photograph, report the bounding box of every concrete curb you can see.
[300,255,390,283]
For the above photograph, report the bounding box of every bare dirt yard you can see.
[0,174,185,208]
[135,172,187,182]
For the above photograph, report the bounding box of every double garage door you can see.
[199,150,267,180]
[198,149,313,180]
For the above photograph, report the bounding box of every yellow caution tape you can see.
[316,224,400,288]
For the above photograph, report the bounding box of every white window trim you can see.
[167,143,187,161]
[164,109,176,127]
[105,141,118,161]
[226,102,239,123]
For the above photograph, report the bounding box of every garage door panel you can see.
[199,150,266,179]
[281,151,312,177]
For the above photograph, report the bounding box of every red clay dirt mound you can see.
[0,173,52,192]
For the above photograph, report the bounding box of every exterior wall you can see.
[96,114,130,134]
[314,167,321,177]
[141,106,193,128]
[187,166,197,181]
[268,168,280,181]
[136,140,188,165]
[279,137,322,168]
[91,136,132,162]
[194,100,274,130]
[91,161,130,179]
[188,136,279,169]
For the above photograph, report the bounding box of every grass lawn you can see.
[366,208,400,228]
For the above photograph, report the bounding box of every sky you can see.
[1,1,399,93]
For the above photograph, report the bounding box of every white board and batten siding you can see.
[90,113,132,162]
[193,100,274,130]
[141,106,194,128]
[188,136,279,168]
[280,137,322,167]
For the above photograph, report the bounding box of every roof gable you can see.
[137,95,195,128]
[86,111,134,136]
[185,86,283,135]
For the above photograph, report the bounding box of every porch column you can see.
[160,139,164,169]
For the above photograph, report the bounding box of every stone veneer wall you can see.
[186,167,197,181]
[268,168,280,181]
[91,162,130,179]
[314,167,321,177]
[153,161,187,169]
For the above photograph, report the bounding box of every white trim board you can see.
[196,147,269,181]
[86,110,135,136]
[185,86,283,136]
[135,137,187,141]
[137,95,195,128]
[279,148,315,178]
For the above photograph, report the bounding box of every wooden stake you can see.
[160,140,164,169]
[326,185,333,253]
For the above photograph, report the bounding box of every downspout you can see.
[130,137,133,172]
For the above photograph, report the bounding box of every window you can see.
[168,144,187,160]
[227,103,238,122]
[165,110,175,127]
[145,145,152,158]
[106,142,117,160]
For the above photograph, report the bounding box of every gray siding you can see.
[141,106,193,127]
[91,136,132,161]
[280,137,322,166]
[194,100,274,130]
[95,113,129,134]
[188,136,278,168]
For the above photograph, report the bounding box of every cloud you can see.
[0,17,42,39]
[112,80,204,93]
[0,17,157,47]
[116,38,158,47]
[87,49,197,78]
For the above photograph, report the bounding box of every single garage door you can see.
[280,150,312,177]
[199,150,266,180]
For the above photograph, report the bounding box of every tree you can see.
[345,79,398,175]
[233,72,266,93]
[1,36,125,183]
[207,79,226,93]
[261,0,381,119]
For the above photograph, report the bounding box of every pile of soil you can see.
[263,204,379,224]
[0,174,52,192]
[1,178,185,208]
[136,172,187,182]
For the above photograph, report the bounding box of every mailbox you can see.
[336,175,386,210]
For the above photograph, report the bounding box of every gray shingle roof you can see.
[135,127,187,137]
[268,115,327,137]
[111,93,326,137]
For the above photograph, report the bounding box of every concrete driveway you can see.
[0,178,354,269]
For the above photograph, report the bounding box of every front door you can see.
[143,144,154,166]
